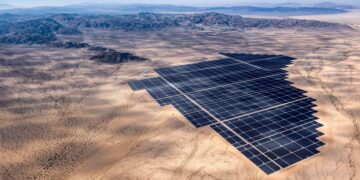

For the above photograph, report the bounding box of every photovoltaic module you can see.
[128,53,324,174]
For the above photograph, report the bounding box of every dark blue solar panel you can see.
[157,65,284,93]
[211,123,282,174]
[128,53,324,174]
[188,83,307,120]
[157,95,217,127]
[252,121,323,168]
[211,99,322,173]
[128,79,146,91]
[128,77,181,100]
[128,77,165,91]
[156,58,239,75]
[146,85,180,100]
[221,53,280,62]
[222,53,296,71]
[223,98,317,142]
[211,123,248,148]
[250,56,295,70]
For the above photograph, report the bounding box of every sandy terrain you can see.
[1,13,360,179]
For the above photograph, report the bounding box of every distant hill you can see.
[274,2,356,10]
[0,13,19,20]
[53,12,350,31]
[0,12,351,45]
[314,2,356,10]
[0,4,348,16]
[89,47,148,64]
[275,3,303,8]
[207,6,346,16]
[0,4,16,10]
[0,18,80,44]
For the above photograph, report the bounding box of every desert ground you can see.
[1,13,360,179]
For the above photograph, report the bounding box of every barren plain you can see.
[1,13,360,180]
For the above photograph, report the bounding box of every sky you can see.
[2,0,359,8]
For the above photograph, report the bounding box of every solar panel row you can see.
[156,58,239,75]
[211,106,322,173]
[188,85,307,120]
[128,53,324,174]
[128,77,180,100]
[223,98,318,143]
[251,57,294,70]
[128,78,217,127]
[220,53,280,62]
[156,59,285,93]
[157,95,217,127]
[211,98,323,174]
[211,123,282,173]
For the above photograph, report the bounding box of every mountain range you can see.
[0,3,16,10]
[0,2,355,16]
[0,12,351,45]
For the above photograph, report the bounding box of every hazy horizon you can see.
[1,0,359,8]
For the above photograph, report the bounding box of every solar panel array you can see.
[128,53,324,174]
